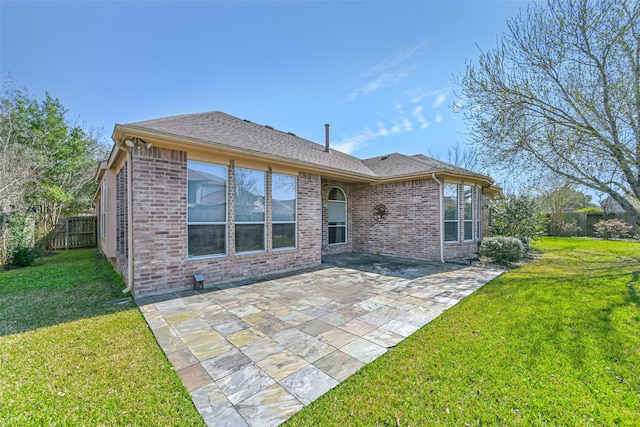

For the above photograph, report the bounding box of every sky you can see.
[1,0,528,161]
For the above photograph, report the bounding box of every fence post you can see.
[65,217,70,250]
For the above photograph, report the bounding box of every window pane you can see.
[464,221,473,240]
[235,224,265,252]
[444,184,458,220]
[444,222,458,242]
[188,162,227,223]
[328,201,346,223]
[464,185,473,220]
[329,226,346,244]
[273,223,296,249]
[188,224,226,257]
[328,187,345,201]
[235,168,265,222]
[272,174,296,222]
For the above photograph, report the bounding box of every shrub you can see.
[7,245,38,267]
[593,218,632,240]
[3,213,38,268]
[488,194,547,242]
[479,237,525,264]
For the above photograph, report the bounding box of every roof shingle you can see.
[119,111,491,183]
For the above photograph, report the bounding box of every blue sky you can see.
[1,1,527,161]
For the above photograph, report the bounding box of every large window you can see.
[188,161,227,258]
[100,180,106,238]
[235,168,266,253]
[328,187,346,244]
[464,185,474,241]
[272,173,297,250]
[477,187,482,240]
[444,184,459,242]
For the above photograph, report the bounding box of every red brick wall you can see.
[352,178,442,260]
[128,146,322,298]
[320,178,485,261]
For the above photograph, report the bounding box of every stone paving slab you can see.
[138,253,503,427]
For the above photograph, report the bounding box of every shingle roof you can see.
[118,111,491,183]
[125,111,376,177]
[361,152,487,178]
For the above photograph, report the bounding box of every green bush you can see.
[6,245,37,267]
[3,213,38,268]
[488,194,547,242]
[480,236,525,264]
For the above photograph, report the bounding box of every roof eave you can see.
[375,169,495,186]
[112,123,380,182]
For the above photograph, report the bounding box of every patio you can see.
[137,253,503,427]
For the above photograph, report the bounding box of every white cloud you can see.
[434,114,443,123]
[345,40,430,102]
[412,105,430,129]
[406,87,450,109]
[432,92,448,109]
[331,125,388,154]
[331,114,414,154]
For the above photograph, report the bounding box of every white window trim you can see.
[187,161,228,260]
[272,173,297,251]
[464,185,474,242]
[100,180,106,238]
[328,187,347,245]
[235,167,266,254]
[444,183,459,243]
[476,187,482,240]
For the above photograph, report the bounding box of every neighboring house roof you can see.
[111,111,494,186]
[362,152,488,181]
[600,196,627,214]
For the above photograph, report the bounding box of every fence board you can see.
[49,216,96,250]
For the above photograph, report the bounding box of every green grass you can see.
[0,249,204,426]
[286,238,640,426]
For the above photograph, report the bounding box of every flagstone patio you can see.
[136,253,503,427]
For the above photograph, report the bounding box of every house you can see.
[96,111,499,298]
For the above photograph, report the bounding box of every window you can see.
[476,187,482,239]
[464,185,474,241]
[188,161,227,258]
[328,187,346,244]
[100,180,106,238]
[444,184,459,242]
[272,174,297,250]
[235,168,265,253]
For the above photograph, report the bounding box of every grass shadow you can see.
[0,249,135,336]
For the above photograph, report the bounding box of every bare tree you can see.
[0,86,41,215]
[458,0,640,224]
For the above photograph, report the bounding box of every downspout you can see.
[123,146,134,294]
[432,173,444,263]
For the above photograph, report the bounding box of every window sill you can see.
[236,250,267,256]
[273,246,297,252]
[188,254,228,261]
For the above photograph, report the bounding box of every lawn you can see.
[286,238,640,426]
[0,249,204,426]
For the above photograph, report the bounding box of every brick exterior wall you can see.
[127,146,322,298]
[320,178,487,262]
[353,179,442,260]
[104,143,493,298]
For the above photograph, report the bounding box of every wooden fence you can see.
[48,216,97,250]
[546,212,637,237]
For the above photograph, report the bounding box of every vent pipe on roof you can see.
[325,124,331,153]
